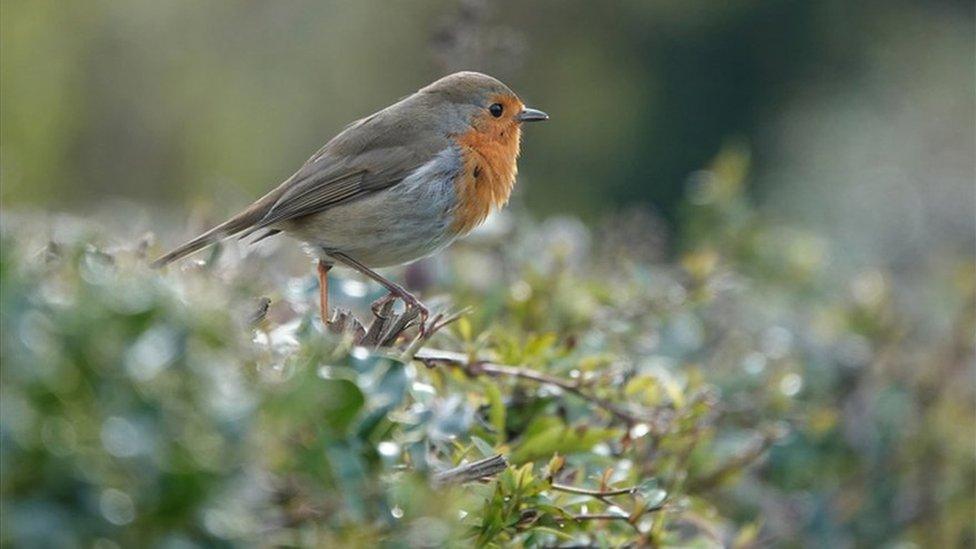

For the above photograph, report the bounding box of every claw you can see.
[402,295,430,337]
[399,292,430,336]
[371,291,430,336]
[371,294,397,318]
[414,304,430,338]
[326,252,432,338]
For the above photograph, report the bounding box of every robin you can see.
[152,71,548,333]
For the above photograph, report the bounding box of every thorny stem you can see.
[414,348,666,429]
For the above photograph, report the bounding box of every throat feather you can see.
[451,127,520,234]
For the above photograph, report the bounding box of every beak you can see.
[517,107,549,122]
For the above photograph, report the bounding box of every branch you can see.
[414,348,667,429]
[571,513,631,521]
[572,501,667,522]
[686,430,778,492]
[248,296,272,326]
[432,454,508,486]
[550,483,638,497]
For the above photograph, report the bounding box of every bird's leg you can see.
[329,252,430,335]
[317,260,332,326]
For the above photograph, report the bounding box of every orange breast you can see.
[450,124,521,235]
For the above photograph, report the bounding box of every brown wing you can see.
[151,94,450,267]
[249,144,429,231]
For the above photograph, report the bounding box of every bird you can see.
[152,71,548,333]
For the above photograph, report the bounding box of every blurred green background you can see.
[3,0,972,249]
[2,1,975,546]
[0,0,976,548]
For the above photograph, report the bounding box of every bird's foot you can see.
[371,291,430,336]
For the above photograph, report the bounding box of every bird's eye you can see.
[489,103,504,118]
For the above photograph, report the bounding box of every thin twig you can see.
[572,513,630,521]
[414,348,667,429]
[399,307,470,362]
[571,502,666,522]
[686,430,778,492]
[550,483,638,497]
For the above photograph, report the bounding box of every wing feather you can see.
[152,91,450,266]
[253,143,433,229]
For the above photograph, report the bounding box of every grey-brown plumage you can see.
[150,72,514,269]
[152,71,547,333]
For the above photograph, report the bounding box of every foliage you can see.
[2,148,973,547]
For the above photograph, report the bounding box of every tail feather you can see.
[244,228,281,245]
[152,171,300,268]
[150,208,266,268]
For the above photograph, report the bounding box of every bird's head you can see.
[416,72,547,234]
[419,71,548,144]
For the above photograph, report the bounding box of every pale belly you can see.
[282,147,463,267]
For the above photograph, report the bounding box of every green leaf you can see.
[525,332,558,358]
[456,316,473,342]
[733,521,763,548]
[324,439,368,520]
[624,374,661,405]
[637,479,667,507]
[530,526,574,541]
[544,453,565,480]
[484,382,506,442]
[471,436,496,457]
[511,416,622,463]
[320,378,366,435]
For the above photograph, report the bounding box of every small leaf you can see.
[483,382,507,443]
[456,316,472,342]
[545,453,565,480]
[471,436,495,458]
[525,332,557,358]
[624,375,661,405]
[499,467,517,494]
[600,468,613,491]
[638,479,667,507]
[321,378,366,434]
[516,462,535,489]
[732,521,763,548]
[531,526,574,541]
[629,500,647,523]
[512,417,622,463]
